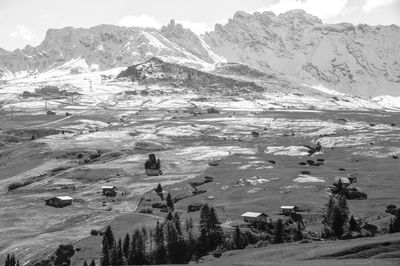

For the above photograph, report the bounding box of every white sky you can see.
[0,0,399,51]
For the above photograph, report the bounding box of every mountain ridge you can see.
[1,9,399,97]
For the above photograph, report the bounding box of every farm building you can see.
[241,212,269,223]
[102,185,117,196]
[45,196,73,207]
[280,206,298,216]
[36,85,60,95]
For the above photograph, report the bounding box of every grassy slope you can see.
[201,233,400,266]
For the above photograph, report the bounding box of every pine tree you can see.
[134,229,147,265]
[335,178,344,194]
[166,211,174,221]
[166,220,179,263]
[198,204,210,253]
[116,238,124,265]
[104,226,115,248]
[273,219,284,244]
[173,212,183,237]
[110,241,118,266]
[155,183,162,193]
[89,260,96,266]
[389,209,400,233]
[332,206,345,238]
[123,233,130,259]
[101,238,110,266]
[185,217,193,233]
[184,217,196,261]
[324,197,335,226]
[338,195,349,220]
[233,226,243,249]
[208,207,224,251]
[349,215,358,232]
[166,193,174,210]
[83,260,88,266]
[31,134,35,140]
[294,221,303,241]
[154,220,167,264]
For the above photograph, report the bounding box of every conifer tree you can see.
[273,219,284,244]
[232,226,243,249]
[389,209,400,233]
[116,238,124,265]
[332,206,345,238]
[349,215,358,232]
[185,217,197,261]
[294,221,303,241]
[134,229,147,265]
[209,207,224,251]
[166,211,174,221]
[100,238,110,266]
[166,220,179,263]
[110,241,118,266]
[123,233,130,259]
[83,260,88,266]
[338,195,349,220]
[104,226,115,248]
[324,197,335,226]
[173,212,183,237]
[154,220,167,264]
[199,204,210,253]
[89,260,96,266]
[155,183,162,194]
[166,193,174,210]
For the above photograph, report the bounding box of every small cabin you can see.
[45,196,73,207]
[280,206,298,216]
[47,110,56,115]
[241,212,269,223]
[102,186,117,196]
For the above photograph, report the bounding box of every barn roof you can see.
[102,185,116,189]
[280,206,296,209]
[241,212,268,218]
[56,196,73,200]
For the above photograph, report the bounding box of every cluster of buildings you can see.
[45,186,117,208]
[22,85,80,98]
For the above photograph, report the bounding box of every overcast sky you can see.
[0,0,399,51]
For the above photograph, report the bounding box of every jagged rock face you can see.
[0,24,214,77]
[204,10,400,97]
[161,20,213,63]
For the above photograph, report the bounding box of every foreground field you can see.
[0,105,399,264]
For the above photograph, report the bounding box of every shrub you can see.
[139,208,153,214]
[90,229,99,236]
[8,182,24,191]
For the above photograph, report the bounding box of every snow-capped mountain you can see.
[1,10,400,97]
[204,10,400,97]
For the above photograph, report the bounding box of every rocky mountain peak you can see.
[161,20,213,63]
[278,9,322,25]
